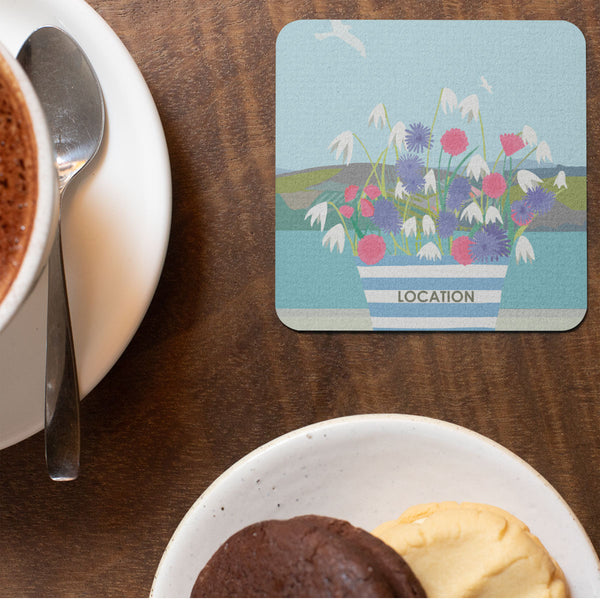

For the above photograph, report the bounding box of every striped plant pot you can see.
[356,255,509,331]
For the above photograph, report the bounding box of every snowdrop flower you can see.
[485,205,503,225]
[402,216,417,238]
[422,214,436,236]
[517,169,543,193]
[304,202,328,231]
[460,201,484,224]
[466,154,490,181]
[521,125,537,146]
[417,242,442,262]
[322,224,345,254]
[536,141,552,164]
[368,103,386,129]
[516,235,535,264]
[387,121,406,150]
[441,87,458,114]
[554,170,568,189]
[458,94,479,123]
[424,169,436,194]
[328,130,354,165]
[394,180,407,200]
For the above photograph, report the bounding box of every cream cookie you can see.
[373,502,568,598]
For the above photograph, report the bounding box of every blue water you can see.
[275,231,587,310]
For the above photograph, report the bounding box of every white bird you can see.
[315,20,366,57]
[480,76,492,94]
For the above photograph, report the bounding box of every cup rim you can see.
[0,40,58,333]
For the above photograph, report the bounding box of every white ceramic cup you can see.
[0,41,58,333]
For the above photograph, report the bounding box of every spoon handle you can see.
[45,224,80,481]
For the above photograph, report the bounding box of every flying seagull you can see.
[480,76,492,94]
[315,20,366,57]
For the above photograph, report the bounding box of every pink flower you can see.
[358,234,386,265]
[364,184,382,200]
[481,172,507,199]
[440,128,468,156]
[451,236,474,266]
[339,205,354,219]
[500,133,525,157]
[360,197,374,217]
[344,185,359,202]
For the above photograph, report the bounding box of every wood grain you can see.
[0,0,598,596]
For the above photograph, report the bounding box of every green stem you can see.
[426,88,443,170]
[383,105,401,163]
[513,224,528,242]
[505,158,515,240]
[479,110,486,161]
[442,147,479,208]
[362,147,387,194]
[492,150,504,173]
[327,202,358,253]
[436,146,444,211]
[390,233,411,255]
[353,134,383,191]
[380,147,389,196]
[442,154,452,211]
[513,146,537,172]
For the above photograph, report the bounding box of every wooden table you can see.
[1,0,598,596]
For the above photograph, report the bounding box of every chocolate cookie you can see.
[191,515,426,597]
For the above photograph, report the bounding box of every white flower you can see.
[521,125,537,146]
[554,170,568,189]
[441,88,458,114]
[485,206,503,225]
[458,94,480,123]
[466,154,490,181]
[417,242,442,262]
[387,121,406,150]
[394,180,407,200]
[424,169,436,194]
[517,169,543,193]
[304,201,328,231]
[422,214,436,236]
[368,103,386,129]
[515,235,535,264]
[402,216,417,238]
[322,224,345,254]
[536,141,552,164]
[460,201,484,225]
[328,130,354,165]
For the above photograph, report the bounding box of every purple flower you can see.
[370,199,403,234]
[395,154,425,194]
[405,122,433,153]
[437,211,458,238]
[511,200,534,226]
[523,186,555,215]
[446,177,472,211]
[470,223,511,262]
[395,154,424,181]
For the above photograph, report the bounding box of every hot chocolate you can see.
[0,51,37,303]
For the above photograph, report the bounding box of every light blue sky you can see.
[276,20,586,171]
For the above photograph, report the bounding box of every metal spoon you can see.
[17,27,105,481]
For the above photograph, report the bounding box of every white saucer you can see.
[151,414,600,597]
[0,0,171,449]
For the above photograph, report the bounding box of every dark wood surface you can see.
[1,0,598,596]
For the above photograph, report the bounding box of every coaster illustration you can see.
[276,20,586,331]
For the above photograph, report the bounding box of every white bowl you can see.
[151,414,600,597]
[0,40,58,333]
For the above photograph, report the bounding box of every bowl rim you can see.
[0,40,58,333]
[151,413,600,595]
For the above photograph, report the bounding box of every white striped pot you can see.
[356,255,509,331]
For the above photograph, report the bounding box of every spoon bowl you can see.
[17,26,105,480]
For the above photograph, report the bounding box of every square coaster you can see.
[276,20,586,331]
